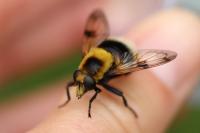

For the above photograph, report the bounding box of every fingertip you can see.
[29,91,141,133]
[127,8,200,90]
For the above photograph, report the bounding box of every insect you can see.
[60,9,177,118]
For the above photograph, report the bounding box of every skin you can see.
[0,1,200,133]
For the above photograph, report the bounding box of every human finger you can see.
[28,8,200,133]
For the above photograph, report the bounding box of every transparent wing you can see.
[82,9,109,56]
[109,49,177,75]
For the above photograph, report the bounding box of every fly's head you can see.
[73,70,96,99]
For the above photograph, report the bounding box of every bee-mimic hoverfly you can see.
[60,9,177,118]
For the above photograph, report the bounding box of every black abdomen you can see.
[98,39,134,65]
[99,40,130,55]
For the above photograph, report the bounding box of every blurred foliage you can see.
[0,53,199,132]
[167,107,200,133]
[0,53,81,102]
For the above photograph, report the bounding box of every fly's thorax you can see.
[78,48,114,81]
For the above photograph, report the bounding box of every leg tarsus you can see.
[121,95,138,118]
[88,87,101,118]
[59,81,74,108]
[100,83,138,118]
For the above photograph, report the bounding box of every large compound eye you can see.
[83,76,95,89]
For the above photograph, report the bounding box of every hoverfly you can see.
[60,9,177,118]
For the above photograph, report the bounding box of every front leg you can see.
[59,80,75,108]
[100,82,138,118]
[88,87,101,118]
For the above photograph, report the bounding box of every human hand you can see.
[0,1,200,133]
[27,8,200,133]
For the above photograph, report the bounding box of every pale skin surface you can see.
[0,1,200,133]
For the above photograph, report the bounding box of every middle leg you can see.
[100,82,138,118]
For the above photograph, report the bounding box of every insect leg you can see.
[59,81,75,108]
[100,82,138,118]
[88,87,101,118]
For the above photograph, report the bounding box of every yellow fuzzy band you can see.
[79,48,113,80]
